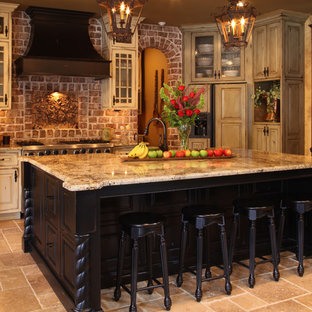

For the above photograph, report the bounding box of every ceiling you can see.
[5,0,312,25]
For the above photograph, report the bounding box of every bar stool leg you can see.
[297,213,304,277]
[176,221,188,287]
[114,231,126,301]
[277,207,286,264]
[219,223,232,295]
[195,228,203,302]
[228,213,239,274]
[146,234,154,294]
[159,233,172,311]
[130,239,139,312]
[248,220,256,288]
[205,227,212,278]
[268,216,280,281]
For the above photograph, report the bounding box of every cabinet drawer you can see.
[0,151,19,167]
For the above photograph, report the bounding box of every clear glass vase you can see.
[177,124,191,150]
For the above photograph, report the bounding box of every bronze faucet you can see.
[143,118,168,151]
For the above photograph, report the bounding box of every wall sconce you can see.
[97,0,146,43]
[215,0,256,47]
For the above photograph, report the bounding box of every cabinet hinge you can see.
[5,26,8,37]
[4,94,7,106]
[14,170,18,182]
[113,95,116,106]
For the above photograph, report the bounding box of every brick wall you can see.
[0,11,182,147]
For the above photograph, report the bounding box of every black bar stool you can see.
[113,212,171,312]
[176,206,232,302]
[278,196,312,276]
[228,199,280,288]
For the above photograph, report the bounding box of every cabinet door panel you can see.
[215,84,246,148]
[0,42,9,109]
[0,169,18,213]
[253,26,267,79]
[252,126,267,151]
[285,22,303,78]
[45,175,59,228]
[266,22,281,78]
[267,126,281,153]
[46,221,59,273]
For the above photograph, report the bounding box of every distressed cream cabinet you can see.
[100,15,139,110]
[251,11,307,154]
[181,25,245,86]
[214,84,247,148]
[253,11,305,80]
[0,149,21,219]
[0,3,18,110]
[252,124,281,153]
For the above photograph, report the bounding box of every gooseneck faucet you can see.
[143,118,168,151]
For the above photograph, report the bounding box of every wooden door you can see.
[253,25,267,79]
[214,84,246,148]
[266,22,281,78]
[283,80,304,154]
[267,125,281,153]
[251,125,267,151]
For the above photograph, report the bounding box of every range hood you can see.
[15,7,110,78]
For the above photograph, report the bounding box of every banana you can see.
[128,142,147,158]
[139,145,149,159]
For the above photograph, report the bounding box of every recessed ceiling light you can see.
[158,21,166,26]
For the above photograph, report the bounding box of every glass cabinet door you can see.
[0,13,8,40]
[113,50,135,108]
[221,45,242,79]
[192,32,218,81]
[0,42,8,109]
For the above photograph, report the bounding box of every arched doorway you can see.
[138,48,168,147]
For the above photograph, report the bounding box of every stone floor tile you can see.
[0,251,35,269]
[0,232,11,254]
[2,228,23,251]
[0,267,29,290]
[294,293,312,308]
[234,274,307,303]
[251,299,312,312]
[279,268,312,292]
[0,220,18,229]
[0,286,41,312]
[206,298,246,312]
[229,293,267,310]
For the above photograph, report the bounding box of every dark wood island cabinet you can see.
[21,150,312,311]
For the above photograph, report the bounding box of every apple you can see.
[217,147,224,155]
[207,149,214,157]
[224,148,232,157]
[213,149,223,157]
[199,149,208,157]
[163,151,172,158]
[156,150,163,158]
[191,150,200,157]
[184,149,191,157]
[169,150,176,157]
[148,150,157,158]
[175,150,185,157]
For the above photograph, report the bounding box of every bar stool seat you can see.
[229,199,280,288]
[114,212,171,312]
[176,206,232,302]
[278,195,312,276]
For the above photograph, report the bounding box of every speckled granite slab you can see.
[0,145,22,151]
[20,149,312,191]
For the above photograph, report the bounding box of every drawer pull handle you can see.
[46,195,55,199]
[47,242,54,247]
[0,158,5,161]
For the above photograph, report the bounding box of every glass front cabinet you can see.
[190,31,244,83]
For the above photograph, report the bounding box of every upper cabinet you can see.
[252,11,305,80]
[0,3,18,110]
[182,25,245,85]
[100,15,140,110]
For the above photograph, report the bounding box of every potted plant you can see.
[252,82,280,122]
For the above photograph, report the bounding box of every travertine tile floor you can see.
[1,219,312,311]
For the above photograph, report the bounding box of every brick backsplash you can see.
[0,11,182,148]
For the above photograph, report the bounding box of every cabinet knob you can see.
[263,127,266,136]
[5,26,8,37]
[14,170,18,182]
[218,70,221,79]
[214,70,217,79]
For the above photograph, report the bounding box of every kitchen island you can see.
[21,150,312,311]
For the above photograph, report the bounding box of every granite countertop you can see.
[20,149,312,192]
